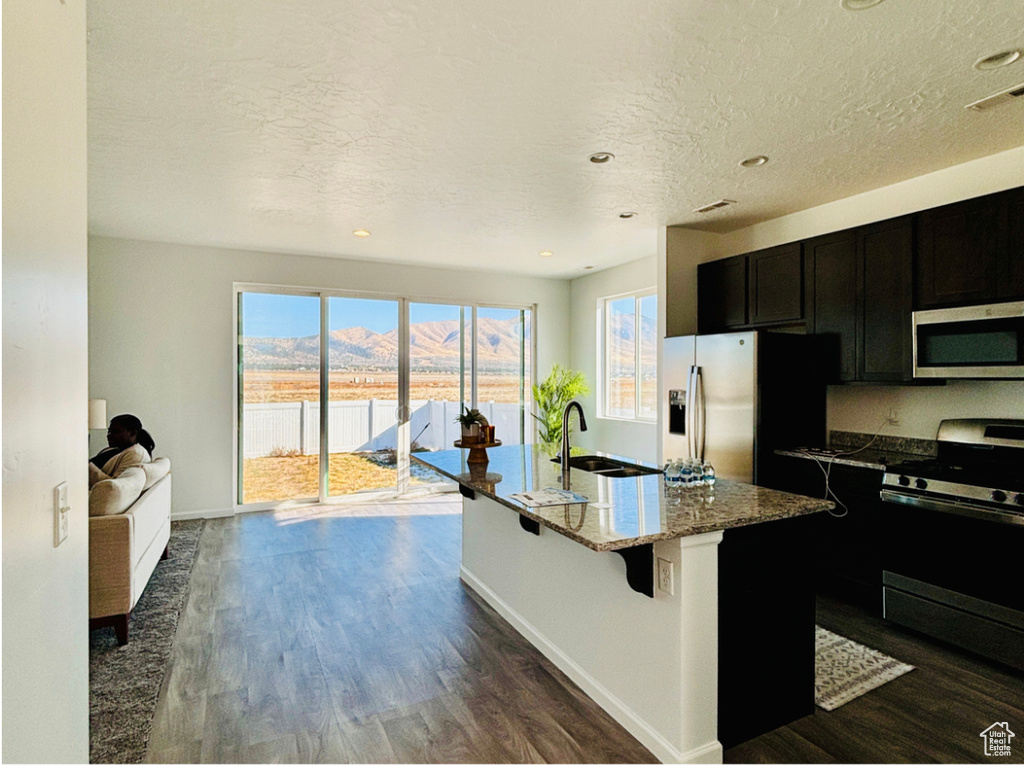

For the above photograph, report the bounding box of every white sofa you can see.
[89,458,172,644]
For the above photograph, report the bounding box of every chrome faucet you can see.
[560,400,588,489]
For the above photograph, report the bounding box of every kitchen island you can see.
[413,445,832,764]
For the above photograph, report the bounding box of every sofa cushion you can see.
[141,457,171,490]
[89,466,146,516]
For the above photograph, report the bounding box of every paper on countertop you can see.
[510,488,589,507]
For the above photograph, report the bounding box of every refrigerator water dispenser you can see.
[669,389,686,434]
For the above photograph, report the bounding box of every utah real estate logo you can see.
[980,722,1015,757]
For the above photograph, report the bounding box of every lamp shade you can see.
[88,399,107,430]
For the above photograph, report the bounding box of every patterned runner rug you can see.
[89,519,205,764]
[815,626,915,711]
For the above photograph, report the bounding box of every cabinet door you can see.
[859,217,913,381]
[748,243,803,325]
[916,194,1007,308]
[1002,187,1024,301]
[807,231,858,382]
[697,255,747,333]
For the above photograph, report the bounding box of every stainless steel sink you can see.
[552,454,662,477]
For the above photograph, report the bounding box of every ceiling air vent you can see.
[965,82,1024,112]
[693,199,736,214]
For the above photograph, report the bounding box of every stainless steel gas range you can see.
[881,418,1024,526]
[879,419,1024,670]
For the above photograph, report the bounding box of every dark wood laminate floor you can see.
[146,499,658,763]
[726,595,1024,764]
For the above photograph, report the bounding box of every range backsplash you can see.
[829,430,936,457]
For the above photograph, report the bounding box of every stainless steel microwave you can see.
[913,301,1024,379]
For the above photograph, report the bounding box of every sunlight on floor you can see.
[271,490,462,524]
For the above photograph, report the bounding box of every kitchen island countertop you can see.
[413,444,833,552]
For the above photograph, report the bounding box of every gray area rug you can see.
[815,626,915,711]
[89,519,205,764]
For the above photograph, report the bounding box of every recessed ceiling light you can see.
[589,152,614,164]
[974,50,1022,71]
[353,229,371,237]
[739,155,769,168]
[840,0,884,9]
[540,250,553,257]
[619,211,638,219]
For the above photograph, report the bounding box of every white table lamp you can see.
[89,399,107,430]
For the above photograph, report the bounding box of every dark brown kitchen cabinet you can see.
[747,243,804,325]
[697,255,747,333]
[1006,187,1024,299]
[766,456,886,614]
[915,188,1022,308]
[859,217,914,381]
[805,216,914,383]
[806,231,858,381]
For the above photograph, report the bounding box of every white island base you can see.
[460,494,725,764]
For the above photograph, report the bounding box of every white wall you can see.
[666,147,1024,441]
[88,237,570,516]
[2,0,91,761]
[568,256,659,463]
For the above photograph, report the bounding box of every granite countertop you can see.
[775,431,937,471]
[774,446,905,470]
[413,445,833,552]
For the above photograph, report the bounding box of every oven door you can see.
[913,301,1024,379]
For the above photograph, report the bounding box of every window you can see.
[601,290,657,421]
[236,286,534,506]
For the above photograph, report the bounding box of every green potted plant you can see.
[456,405,488,443]
[532,364,590,447]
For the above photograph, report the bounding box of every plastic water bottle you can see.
[690,459,705,487]
[663,460,680,491]
[702,461,716,486]
[678,458,694,488]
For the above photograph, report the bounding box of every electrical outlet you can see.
[54,482,69,547]
[657,557,674,596]
[886,407,900,426]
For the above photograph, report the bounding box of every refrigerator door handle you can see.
[694,366,706,462]
[686,365,697,459]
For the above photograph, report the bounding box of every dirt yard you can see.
[242,452,438,503]
[243,370,526,404]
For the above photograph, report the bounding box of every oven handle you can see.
[880,489,1024,527]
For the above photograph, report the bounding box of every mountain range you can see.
[243,313,654,372]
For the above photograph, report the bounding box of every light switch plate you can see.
[54,482,69,547]
[657,557,674,596]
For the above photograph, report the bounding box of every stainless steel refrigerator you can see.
[662,330,827,484]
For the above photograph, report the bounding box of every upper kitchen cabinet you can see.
[697,244,803,334]
[806,230,858,382]
[698,255,747,333]
[916,187,1024,309]
[805,217,914,383]
[747,243,804,325]
[1006,187,1024,299]
[859,217,914,382]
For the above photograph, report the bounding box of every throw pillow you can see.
[141,457,171,490]
[89,466,146,516]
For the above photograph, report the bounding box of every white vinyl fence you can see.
[243,399,530,458]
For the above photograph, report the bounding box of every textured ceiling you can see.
[87,0,1024,277]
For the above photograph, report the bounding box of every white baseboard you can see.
[171,507,233,521]
[460,566,723,765]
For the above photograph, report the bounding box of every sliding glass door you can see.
[237,288,534,506]
[238,291,323,504]
[326,297,401,497]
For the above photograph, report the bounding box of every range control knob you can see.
[991,490,1008,503]
[898,475,911,487]
[915,478,928,490]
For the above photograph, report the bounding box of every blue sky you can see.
[242,293,506,338]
